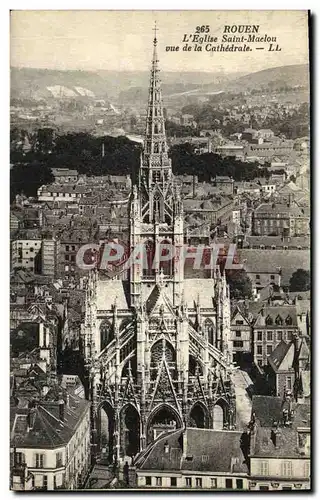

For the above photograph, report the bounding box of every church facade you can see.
[81,31,236,463]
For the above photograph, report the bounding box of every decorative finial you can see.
[153,21,158,45]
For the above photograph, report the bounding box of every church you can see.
[81,29,237,464]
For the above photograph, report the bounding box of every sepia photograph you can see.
[9,10,310,491]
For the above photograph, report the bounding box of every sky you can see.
[10,10,309,73]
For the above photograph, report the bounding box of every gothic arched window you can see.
[100,320,113,352]
[275,315,283,326]
[204,318,214,345]
[151,340,175,365]
[159,239,172,276]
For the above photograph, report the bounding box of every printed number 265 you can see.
[195,25,210,33]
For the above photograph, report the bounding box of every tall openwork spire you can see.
[140,22,172,194]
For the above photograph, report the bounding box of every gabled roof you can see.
[268,341,295,372]
[145,284,175,316]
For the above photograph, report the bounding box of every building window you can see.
[72,245,76,251]
[256,274,260,279]
[202,455,209,463]
[287,331,293,340]
[35,453,44,468]
[211,478,217,488]
[257,346,262,355]
[304,462,310,478]
[65,255,69,261]
[56,452,63,468]
[270,274,275,280]
[155,477,162,486]
[145,477,151,486]
[15,452,23,464]
[195,478,202,488]
[170,477,177,487]
[225,478,233,489]
[267,345,273,355]
[236,479,243,489]
[186,477,192,487]
[282,486,292,490]
[259,485,269,490]
[236,320,244,325]
[70,255,76,262]
[234,341,244,348]
[277,331,282,341]
[66,245,69,251]
[235,330,241,337]
[43,475,48,489]
[286,377,292,390]
[257,331,262,341]
[267,331,273,341]
[281,461,292,477]
[259,461,269,476]
[31,475,35,488]
[257,359,263,367]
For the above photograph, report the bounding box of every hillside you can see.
[225,64,309,92]
[11,67,110,100]
[10,67,243,102]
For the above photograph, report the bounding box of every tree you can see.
[226,269,253,299]
[289,269,310,292]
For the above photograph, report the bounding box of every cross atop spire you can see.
[153,21,158,45]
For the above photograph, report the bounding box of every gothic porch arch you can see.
[96,400,115,462]
[119,402,141,458]
[189,400,210,428]
[146,403,183,444]
[213,397,230,430]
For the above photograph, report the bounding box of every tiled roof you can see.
[253,426,308,459]
[254,305,298,327]
[11,393,90,449]
[238,249,310,285]
[139,428,248,474]
[251,396,283,427]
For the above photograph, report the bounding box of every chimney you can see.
[164,440,169,454]
[271,427,281,448]
[27,408,36,431]
[59,399,65,422]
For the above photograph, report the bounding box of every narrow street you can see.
[230,369,254,430]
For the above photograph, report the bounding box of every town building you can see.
[248,395,310,491]
[252,202,309,238]
[267,336,310,399]
[11,233,42,272]
[251,305,299,369]
[230,306,252,366]
[52,168,79,184]
[10,392,91,490]
[134,428,249,490]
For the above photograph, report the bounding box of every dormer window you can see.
[266,315,273,326]
[275,315,283,326]
[286,316,293,325]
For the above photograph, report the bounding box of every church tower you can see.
[130,24,184,310]
[82,26,236,466]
